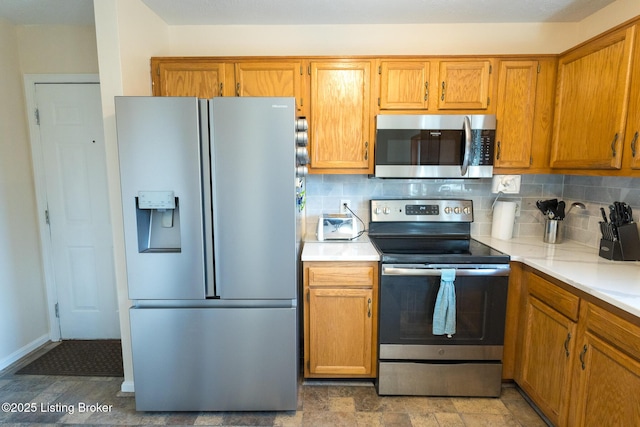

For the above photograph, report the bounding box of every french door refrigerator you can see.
[115,96,305,411]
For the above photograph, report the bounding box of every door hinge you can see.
[489,64,492,74]
[35,108,40,125]
[54,303,59,318]
[45,209,50,225]
[378,65,382,74]
[306,291,310,302]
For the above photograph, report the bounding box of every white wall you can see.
[0,18,49,369]
[0,22,102,370]
[577,0,640,43]
[17,25,98,73]
[94,0,169,392]
[167,22,576,56]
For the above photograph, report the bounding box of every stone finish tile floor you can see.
[0,349,548,426]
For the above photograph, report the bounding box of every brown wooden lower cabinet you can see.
[569,303,640,426]
[303,261,378,378]
[513,265,640,426]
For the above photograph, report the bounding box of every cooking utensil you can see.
[600,207,608,223]
[566,202,586,216]
[536,199,559,219]
[555,201,566,220]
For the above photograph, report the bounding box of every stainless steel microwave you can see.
[374,114,496,178]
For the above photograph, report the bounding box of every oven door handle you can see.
[382,265,510,277]
[460,115,472,177]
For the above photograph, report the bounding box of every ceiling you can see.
[0,0,617,26]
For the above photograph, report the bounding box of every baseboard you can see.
[0,334,50,371]
[121,379,135,393]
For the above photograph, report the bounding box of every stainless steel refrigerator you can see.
[115,96,306,411]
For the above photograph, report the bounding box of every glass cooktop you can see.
[369,235,509,265]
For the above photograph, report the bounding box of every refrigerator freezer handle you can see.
[200,99,216,297]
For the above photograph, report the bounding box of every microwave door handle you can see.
[460,115,471,176]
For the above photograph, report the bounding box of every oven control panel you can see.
[371,199,473,222]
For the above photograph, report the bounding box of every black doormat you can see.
[16,340,124,377]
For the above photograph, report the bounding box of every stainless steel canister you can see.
[543,219,563,244]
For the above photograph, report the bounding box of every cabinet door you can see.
[572,333,640,426]
[307,287,374,376]
[234,61,305,115]
[626,25,640,170]
[437,60,492,110]
[309,61,373,173]
[152,60,231,98]
[494,60,538,168]
[378,60,430,110]
[550,26,635,169]
[518,295,576,426]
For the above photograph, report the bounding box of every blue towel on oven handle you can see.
[432,268,456,337]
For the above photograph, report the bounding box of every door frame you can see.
[23,74,101,342]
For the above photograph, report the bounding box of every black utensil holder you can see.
[599,223,640,261]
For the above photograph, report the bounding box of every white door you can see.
[35,82,119,339]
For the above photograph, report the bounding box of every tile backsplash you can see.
[305,174,640,249]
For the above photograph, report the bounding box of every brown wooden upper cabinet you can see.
[378,60,430,110]
[437,60,493,110]
[234,61,305,115]
[377,59,494,112]
[151,58,233,98]
[308,60,374,174]
[494,58,556,171]
[624,25,640,171]
[550,25,636,170]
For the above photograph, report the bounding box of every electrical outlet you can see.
[340,199,351,214]
[491,175,521,194]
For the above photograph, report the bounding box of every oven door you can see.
[378,264,509,360]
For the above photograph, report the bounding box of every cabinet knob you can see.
[367,298,372,318]
[611,133,619,158]
[631,131,638,158]
[441,81,446,101]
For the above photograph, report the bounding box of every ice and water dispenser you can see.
[135,191,181,253]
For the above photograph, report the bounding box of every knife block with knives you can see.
[598,202,640,261]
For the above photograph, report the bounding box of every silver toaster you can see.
[316,213,358,241]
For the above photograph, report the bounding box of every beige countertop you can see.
[301,232,640,318]
[301,232,380,262]
[473,235,640,319]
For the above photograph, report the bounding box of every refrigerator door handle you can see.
[200,100,217,298]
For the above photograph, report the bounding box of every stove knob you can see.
[383,207,391,215]
[374,207,382,215]
[454,207,461,214]
[444,206,451,215]
[463,207,471,215]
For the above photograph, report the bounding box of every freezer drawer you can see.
[130,306,298,411]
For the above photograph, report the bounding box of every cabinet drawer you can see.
[307,262,376,287]
[584,302,640,360]
[527,273,579,321]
